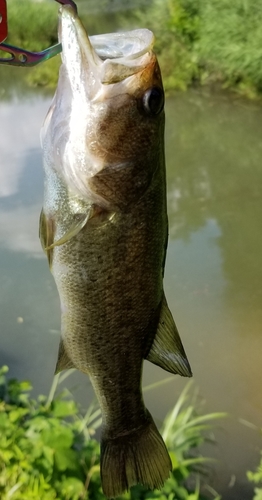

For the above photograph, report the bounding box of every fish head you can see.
[41,6,165,207]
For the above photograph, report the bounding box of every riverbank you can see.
[3,0,262,99]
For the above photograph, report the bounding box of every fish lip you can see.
[58,5,101,68]
[59,5,155,85]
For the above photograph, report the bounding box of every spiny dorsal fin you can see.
[146,294,192,377]
[55,338,75,374]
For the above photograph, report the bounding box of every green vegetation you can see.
[0,366,225,500]
[136,0,262,97]
[0,366,101,499]
[131,0,201,92]
[3,0,262,97]
[248,442,262,500]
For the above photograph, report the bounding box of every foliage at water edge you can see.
[129,0,262,98]
[3,0,262,98]
[0,366,225,500]
[247,444,262,500]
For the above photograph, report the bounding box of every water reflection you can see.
[164,90,262,499]
[0,96,47,254]
[166,91,262,313]
[0,87,262,499]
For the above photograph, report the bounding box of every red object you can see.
[0,0,7,43]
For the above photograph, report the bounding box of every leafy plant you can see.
[0,366,101,499]
[0,367,224,499]
[247,438,262,500]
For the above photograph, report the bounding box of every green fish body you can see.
[40,6,191,497]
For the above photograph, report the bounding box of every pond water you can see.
[0,69,262,500]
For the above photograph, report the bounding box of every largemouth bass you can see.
[40,5,192,497]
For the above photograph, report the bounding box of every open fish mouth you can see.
[58,5,155,85]
[89,30,154,61]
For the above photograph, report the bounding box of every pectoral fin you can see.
[55,338,76,374]
[39,209,55,268]
[39,207,95,267]
[146,294,192,377]
[45,212,90,250]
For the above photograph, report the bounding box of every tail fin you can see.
[100,410,172,498]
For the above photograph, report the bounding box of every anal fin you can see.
[146,294,192,377]
[55,338,76,374]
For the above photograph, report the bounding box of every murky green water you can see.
[164,91,262,499]
[0,77,262,500]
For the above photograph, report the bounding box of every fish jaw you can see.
[41,5,165,208]
[59,5,155,89]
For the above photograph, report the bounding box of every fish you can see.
[39,5,192,498]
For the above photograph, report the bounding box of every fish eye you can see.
[142,87,164,116]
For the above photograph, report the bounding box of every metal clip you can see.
[0,0,77,66]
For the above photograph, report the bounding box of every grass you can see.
[0,366,226,500]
